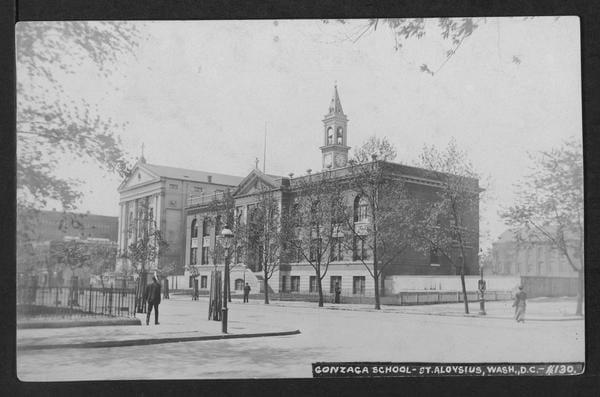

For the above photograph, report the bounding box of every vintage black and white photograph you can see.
[16,17,584,380]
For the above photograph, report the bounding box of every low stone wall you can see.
[381,290,513,306]
[384,275,521,294]
[171,290,512,306]
[520,276,579,298]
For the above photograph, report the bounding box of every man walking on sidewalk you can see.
[145,276,161,325]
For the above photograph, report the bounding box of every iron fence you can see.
[17,284,137,319]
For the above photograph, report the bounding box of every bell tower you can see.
[321,84,350,169]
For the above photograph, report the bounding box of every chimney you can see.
[207,175,212,183]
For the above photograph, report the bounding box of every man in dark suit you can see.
[243,283,251,303]
[145,276,162,325]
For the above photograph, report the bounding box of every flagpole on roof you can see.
[263,122,267,174]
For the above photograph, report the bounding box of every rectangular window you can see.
[215,215,222,236]
[353,237,367,261]
[330,276,342,293]
[309,276,317,293]
[291,276,300,292]
[330,237,344,262]
[281,276,287,292]
[189,276,193,288]
[200,275,207,289]
[190,247,198,265]
[353,276,365,295]
[193,186,203,193]
[169,183,178,190]
[201,247,210,265]
[430,248,441,266]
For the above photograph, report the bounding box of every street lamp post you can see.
[221,227,234,333]
[478,263,487,316]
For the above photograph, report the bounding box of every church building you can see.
[116,155,244,277]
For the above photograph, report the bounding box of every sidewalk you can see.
[17,295,581,351]
[17,296,300,350]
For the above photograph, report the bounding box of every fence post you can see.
[109,284,113,316]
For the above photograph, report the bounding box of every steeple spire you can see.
[328,82,344,115]
[321,83,350,170]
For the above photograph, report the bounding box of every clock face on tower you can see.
[334,153,346,167]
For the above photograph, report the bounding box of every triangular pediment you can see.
[233,170,278,197]
[118,164,161,191]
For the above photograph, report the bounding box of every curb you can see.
[17,318,142,329]
[17,329,301,351]
[400,311,584,322]
[321,304,584,321]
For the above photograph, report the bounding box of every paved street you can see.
[17,296,584,380]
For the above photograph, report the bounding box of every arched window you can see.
[215,215,222,236]
[202,218,210,237]
[327,127,334,144]
[336,127,343,144]
[353,196,369,222]
[235,279,245,291]
[191,219,198,238]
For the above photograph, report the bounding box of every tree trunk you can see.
[372,235,381,310]
[460,260,469,314]
[263,266,270,304]
[374,271,381,310]
[576,268,584,316]
[317,270,324,307]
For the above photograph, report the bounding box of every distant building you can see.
[17,210,119,281]
[30,210,118,242]
[182,85,480,297]
[116,159,244,275]
[491,228,579,277]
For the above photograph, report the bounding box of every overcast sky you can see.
[36,17,581,248]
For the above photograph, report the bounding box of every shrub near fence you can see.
[17,284,137,319]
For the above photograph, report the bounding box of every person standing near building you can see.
[243,283,251,303]
[145,276,162,325]
[512,285,527,323]
[334,282,341,304]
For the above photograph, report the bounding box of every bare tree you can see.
[122,200,168,312]
[413,139,481,314]
[345,154,419,310]
[285,170,345,307]
[502,137,583,315]
[351,135,397,164]
[247,187,285,304]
